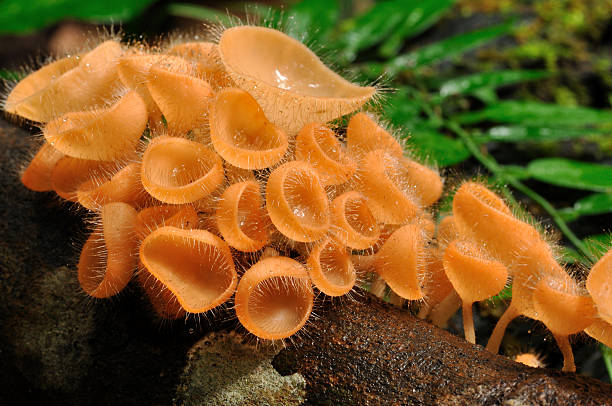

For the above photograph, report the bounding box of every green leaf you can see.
[407,130,471,167]
[377,21,513,77]
[0,69,24,81]
[559,193,612,221]
[0,0,155,34]
[484,125,604,142]
[498,165,531,180]
[527,159,612,192]
[167,3,235,26]
[455,101,612,126]
[378,0,456,57]
[439,70,549,98]
[284,0,339,44]
[336,0,414,63]
[600,344,612,384]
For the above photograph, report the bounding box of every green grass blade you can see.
[439,70,549,98]
[167,3,235,26]
[455,101,612,126]
[527,158,612,192]
[600,344,612,383]
[0,0,156,34]
[284,0,339,43]
[484,125,606,142]
[336,0,414,63]
[559,193,612,221]
[378,0,456,57]
[375,21,513,77]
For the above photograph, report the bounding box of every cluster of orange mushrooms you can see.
[3,25,612,372]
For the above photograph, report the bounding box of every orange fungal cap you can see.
[218,26,375,134]
[532,274,596,337]
[77,163,148,211]
[295,123,356,186]
[139,226,237,313]
[586,249,612,324]
[329,190,379,250]
[235,256,314,340]
[135,205,199,240]
[168,42,227,87]
[209,88,288,170]
[141,136,224,204]
[265,160,330,242]
[137,268,187,319]
[146,64,213,135]
[5,54,81,121]
[77,202,138,298]
[375,224,428,300]
[452,182,540,268]
[355,150,421,224]
[21,142,65,192]
[585,318,612,348]
[117,54,190,120]
[50,156,114,202]
[307,238,356,297]
[44,91,147,161]
[443,240,508,304]
[216,180,270,252]
[347,113,404,159]
[24,40,123,123]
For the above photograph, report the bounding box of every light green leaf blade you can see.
[527,158,612,192]
[284,0,339,43]
[455,101,612,126]
[407,130,471,167]
[562,193,612,219]
[378,0,456,57]
[439,70,549,98]
[0,0,156,34]
[485,125,606,142]
[375,21,513,77]
[167,3,235,26]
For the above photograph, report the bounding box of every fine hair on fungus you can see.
[4,21,612,376]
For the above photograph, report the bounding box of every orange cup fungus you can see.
[295,123,356,186]
[218,26,375,134]
[235,256,314,340]
[586,248,612,324]
[266,160,329,242]
[330,191,379,250]
[9,27,612,356]
[216,180,270,252]
[44,91,147,161]
[21,142,65,192]
[140,226,237,313]
[141,136,224,204]
[209,88,288,169]
[307,238,356,296]
[77,202,138,298]
[443,240,508,343]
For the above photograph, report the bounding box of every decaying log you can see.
[274,292,612,405]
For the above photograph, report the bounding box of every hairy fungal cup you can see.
[5,24,612,370]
